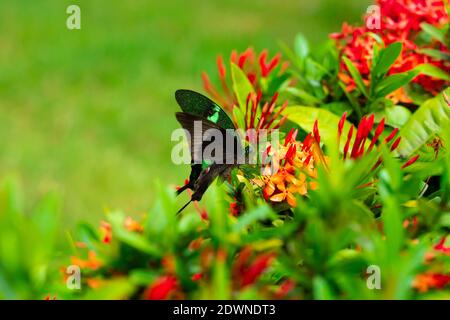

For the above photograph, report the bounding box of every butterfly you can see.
[174,89,243,214]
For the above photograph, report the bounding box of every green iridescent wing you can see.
[175,89,235,130]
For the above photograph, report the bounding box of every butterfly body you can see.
[174,90,242,213]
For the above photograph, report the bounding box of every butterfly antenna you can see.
[176,199,192,215]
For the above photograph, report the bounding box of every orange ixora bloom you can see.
[412,272,450,293]
[124,216,144,232]
[100,221,112,244]
[253,127,323,208]
[71,250,102,270]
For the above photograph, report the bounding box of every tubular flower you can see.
[434,236,450,254]
[331,0,449,102]
[337,112,419,168]
[253,128,322,208]
[232,246,276,288]
[239,91,289,135]
[144,275,178,300]
[202,48,289,111]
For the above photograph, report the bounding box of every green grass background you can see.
[0,0,370,225]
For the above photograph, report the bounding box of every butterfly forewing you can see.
[175,89,235,130]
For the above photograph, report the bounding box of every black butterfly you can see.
[174,89,243,214]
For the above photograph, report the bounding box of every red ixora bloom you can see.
[335,112,419,167]
[145,275,178,300]
[240,91,288,136]
[233,247,276,288]
[434,236,450,254]
[202,48,288,111]
[332,0,449,102]
[413,272,450,293]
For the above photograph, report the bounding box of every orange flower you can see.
[71,250,102,270]
[87,278,103,289]
[124,216,144,232]
[162,255,177,274]
[253,128,321,208]
[413,273,450,293]
[100,221,112,244]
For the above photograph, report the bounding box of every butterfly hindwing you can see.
[175,112,242,165]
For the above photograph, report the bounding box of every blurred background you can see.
[0,0,371,226]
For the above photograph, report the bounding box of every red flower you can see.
[233,247,275,288]
[229,201,240,216]
[241,91,288,134]
[275,279,295,299]
[145,275,178,300]
[413,273,450,293]
[202,48,288,111]
[332,0,449,102]
[434,236,450,254]
[191,273,203,281]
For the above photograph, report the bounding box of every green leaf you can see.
[413,64,450,82]
[417,48,450,61]
[211,251,231,299]
[374,72,416,98]
[372,42,403,78]
[232,104,246,129]
[342,56,368,97]
[397,88,450,157]
[231,62,255,111]
[313,277,335,300]
[321,101,353,117]
[374,105,412,128]
[285,87,322,105]
[82,278,135,300]
[294,33,309,60]
[233,205,276,233]
[421,22,446,43]
[109,211,162,257]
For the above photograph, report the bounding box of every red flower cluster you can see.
[413,273,450,292]
[332,0,449,102]
[145,275,178,300]
[241,91,288,135]
[337,112,419,168]
[202,48,288,111]
[232,247,275,288]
